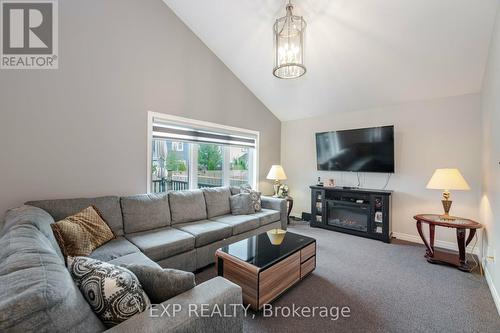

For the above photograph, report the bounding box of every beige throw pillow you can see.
[51,206,114,257]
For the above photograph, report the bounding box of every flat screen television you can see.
[316,125,395,173]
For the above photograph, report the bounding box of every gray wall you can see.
[0,0,280,220]
[282,94,482,245]
[480,5,500,312]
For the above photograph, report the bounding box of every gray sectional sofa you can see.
[0,187,287,332]
[27,187,287,271]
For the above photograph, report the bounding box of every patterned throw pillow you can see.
[51,206,114,257]
[67,256,151,327]
[240,185,262,212]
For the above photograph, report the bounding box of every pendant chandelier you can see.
[273,0,307,79]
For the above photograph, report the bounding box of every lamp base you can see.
[273,180,281,197]
[440,200,454,220]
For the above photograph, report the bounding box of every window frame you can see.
[147,111,259,192]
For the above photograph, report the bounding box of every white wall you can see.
[480,4,500,313]
[282,94,482,244]
[0,0,281,223]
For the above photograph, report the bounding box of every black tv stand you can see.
[310,186,392,243]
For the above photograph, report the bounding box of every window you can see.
[151,139,189,192]
[148,113,258,193]
[229,146,251,187]
[197,143,223,188]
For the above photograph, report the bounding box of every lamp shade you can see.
[266,165,287,180]
[426,169,470,190]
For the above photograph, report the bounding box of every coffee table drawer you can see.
[259,252,300,306]
[301,255,316,278]
[301,242,316,263]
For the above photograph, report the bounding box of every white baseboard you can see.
[483,259,500,316]
[392,232,481,256]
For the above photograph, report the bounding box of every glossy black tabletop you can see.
[218,230,316,270]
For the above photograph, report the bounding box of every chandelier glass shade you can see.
[273,1,306,79]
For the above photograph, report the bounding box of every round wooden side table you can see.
[413,214,482,272]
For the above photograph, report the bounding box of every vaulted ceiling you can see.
[163,0,499,121]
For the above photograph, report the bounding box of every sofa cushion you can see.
[0,224,105,332]
[126,227,195,261]
[169,190,207,224]
[121,193,171,234]
[26,196,124,236]
[51,206,115,257]
[210,214,259,235]
[202,187,231,218]
[120,264,195,304]
[254,209,281,226]
[174,220,232,247]
[67,256,150,328]
[108,252,161,269]
[89,236,140,262]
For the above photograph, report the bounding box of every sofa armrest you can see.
[261,196,287,230]
[106,277,243,333]
[2,205,64,260]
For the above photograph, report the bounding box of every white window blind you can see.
[152,118,257,149]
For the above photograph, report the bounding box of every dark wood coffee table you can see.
[413,214,482,272]
[215,230,316,310]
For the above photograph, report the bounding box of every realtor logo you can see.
[1,0,58,69]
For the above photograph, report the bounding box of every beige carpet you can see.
[196,221,500,333]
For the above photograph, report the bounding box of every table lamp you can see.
[426,168,470,219]
[266,165,287,197]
